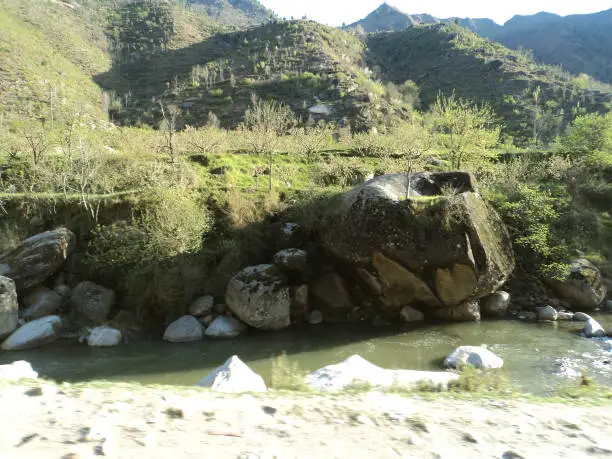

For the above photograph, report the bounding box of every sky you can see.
[257,0,612,26]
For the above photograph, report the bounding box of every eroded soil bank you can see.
[1,381,612,459]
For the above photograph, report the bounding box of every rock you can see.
[21,286,63,320]
[311,271,354,310]
[573,312,593,322]
[54,284,71,299]
[272,249,308,273]
[372,252,441,308]
[205,316,247,339]
[557,311,574,320]
[400,306,425,322]
[196,355,267,393]
[480,291,511,318]
[584,318,606,338]
[70,282,116,323]
[308,310,324,325]
[444,346,504,370]
[0,275,18,339]
[306,355,459,392]
[536,305,558,321]
[434,300,481,322]
[163,316,203,343]
[603,300,612,312]
[0,228,75,291]
[546,259,607,310]
[199,315,216,327]
[1,316,62,350]
[322,172,515,318]
[271,222,305,251]
[226,265,291,331]
[518,311,537,321]
[290,285,309,320]
[355,268,382,295]
[0,361,38,380]
[86,326,122,347]
[188,296,215,317]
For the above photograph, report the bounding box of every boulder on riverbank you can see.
[0,228,75,291]
[226,265,291,331]
[163,316,203,343]
[444,346,504,370]
[306,355,459,392]
[584,318,606,338]
[86,326,122,347]
[322,172,515,322]
[196,355,267,393]
[546,259,607,310]
[1,316,62,351]
[188,296,215,317]
[480,291,511,318]
[0,275,18,339]
[205,316,247,339]
[70,281,116,324]
[0,361,38,380]
[21,286,63,320]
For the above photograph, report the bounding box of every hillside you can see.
[366,23,612,141]
[493,9,612,84]
[187,0,274,27]
[96,19,413,129]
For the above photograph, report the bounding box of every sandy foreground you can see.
[1,381,612,459]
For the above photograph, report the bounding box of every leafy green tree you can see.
[243,100,295,191]
[428,94,500,169]
[559,113,612,158]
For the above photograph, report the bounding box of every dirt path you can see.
[1,381,612,459]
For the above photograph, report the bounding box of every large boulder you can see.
[480,291,511,318]
[1,316,62,351]
[305,355,459,392]
[546,259,607,310]
[0,361,38,381]
[86,326,122,347]
[0,276,18,339]
[444,346,504,370]
[0,228,75,291]
[69,282,115,324]
[196,356,267,393]
[311,271,354,311]
[21,286,63,320]
[188,296,215,317]
[322,172,515,321]
[584,318,606,338]
[226,265,291,331]
[205,316,247,339]
[272,249,308,274]
[163,315,203,343]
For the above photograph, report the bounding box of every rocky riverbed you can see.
[1,380,612,459]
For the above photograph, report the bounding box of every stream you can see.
[1,316,611,395]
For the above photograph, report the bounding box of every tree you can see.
[428,93,500,170]
[158,101,181,163]
[390,122,433,198]
[291,122,333,187]
[243,100,295,191]
[559,113,612,158]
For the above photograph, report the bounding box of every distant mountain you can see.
[493,9,612,83]
[188,0,274,26]
[346,3,437,32]
[350,4,612,83]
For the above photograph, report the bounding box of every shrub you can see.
[270,352,309,391]
[208,88,224,97]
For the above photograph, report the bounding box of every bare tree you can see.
[158,101,181,163]
[243,100,295,191]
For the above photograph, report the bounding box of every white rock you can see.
[574,312,593,322]
[188,296,215,317]
[306,355,459,392]
[205,316,247,339]
[1,316,62,351]
[536,305,558,321]
[584,318,606,338]
[444,346,504,370]
[163,316,203,343]
[0,361,38,380]
[196,356,267,393]
[400,306,425,322]
[87,326,122,347]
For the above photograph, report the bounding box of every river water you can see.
[1,317,611,395]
